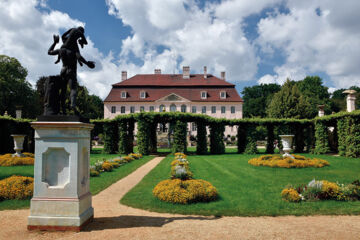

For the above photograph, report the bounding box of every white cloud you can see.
[256,0,360,88]
[105,0,266,83]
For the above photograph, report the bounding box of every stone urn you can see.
[279,135,294,158]
[11,134,26,157]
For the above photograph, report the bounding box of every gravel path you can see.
[1,156,360,240]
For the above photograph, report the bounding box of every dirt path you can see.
[1,156,360,240]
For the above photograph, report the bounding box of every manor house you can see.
[103,66,243,136]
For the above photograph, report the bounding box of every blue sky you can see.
[1,0,359,98]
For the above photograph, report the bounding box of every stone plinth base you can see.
[28,121,93,231]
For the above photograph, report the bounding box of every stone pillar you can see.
[28,121,94,231]
[318,105,325,117]
[16,105,22,119]
[343,90,357,112]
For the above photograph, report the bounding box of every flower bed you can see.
[0,175,34,200]
[0,153,34,166]
[90,153,143,177]
[282,179,360,202]
[248,154,329,168]
[153,153,218,204]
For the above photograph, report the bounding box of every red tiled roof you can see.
[113,74,235,87]
[104,87,243,102]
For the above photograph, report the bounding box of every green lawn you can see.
[0,151,153,210]
[121,153,360,216]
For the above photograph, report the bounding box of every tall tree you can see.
[296,76,330,118]
[0,55,41,118]
[241,83,281,118]
[267,79,312,119]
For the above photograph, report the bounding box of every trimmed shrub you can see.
[337,118,348,156]
[314,121,330,154]
[103,121,119,154]
[209,123,225,154]
[266,124,275,154]
[136,114,151,155]
[118,120,129,154]
[196,122,207,155]
[248,154,329,168]
[172,120,187,153]
[153,179,218,204]
[346,117,360,158]
[244,125,257,154]
[237,126,246,153]
[0,152,34,166]
[0,175,33,200]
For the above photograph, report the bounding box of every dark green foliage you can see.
[237,126,246,153]
[296,76,331,118]
[337,118,348,156]
[172,120,187,153]
[196,122,207,155]
[136,113,151,155]
[0,55,41,118]
[304,124,315,153]
[314,121,330,154]
[266,124,275,154]
[293,124,305,153]
[149,122,157,153]
[127,120,134,153]
[209,123,225,154]
[267,79,312,119]
[103,121,119,154]
[118,120,128,154]
[242,83,281,118]
[244,125,258,154]
[346,117,360,158]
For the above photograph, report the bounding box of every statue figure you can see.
[43,26,95,116]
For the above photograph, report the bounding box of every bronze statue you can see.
[43,26,95,116]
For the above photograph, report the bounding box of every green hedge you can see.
[172,120,187,153]
[209,123,225,154]
[103,120,119,154]
[196,122,207,155]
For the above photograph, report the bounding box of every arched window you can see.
[181,104,187,113]
[159,105,165,112]
[170,104,177,112]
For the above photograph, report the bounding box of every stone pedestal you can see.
[28,121,93,231]
[343,89,357,112]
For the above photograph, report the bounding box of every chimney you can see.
[204,66,207,79]
[221,71,225,80]
[121,71,127,81]
[343,89,357,112]
[183,66,190,79]
[154,69,161,74]
[318,105,325,117]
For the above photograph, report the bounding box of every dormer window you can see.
[121,91,127,99]
[140,91,146,99]
[220,91,226,99]
[201,91,207,99]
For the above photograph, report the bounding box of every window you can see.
[211,106,216,113]
[220,91,226,99]
[111,106,116,113]
[181,105,187,113]
[130,106,135,113]
[140,106,145,112]
[121,91,127,98]
[170,104,177,112]
[140,91,146,99]
[192,122,197,131]
[221,106,226,114]
[191,106,196,113]
[201,91,207,99]
[159,105,165,112]
[149,106,154,112]
[121,106,125,113]
[202,106,206,114]
[231,106,235,114]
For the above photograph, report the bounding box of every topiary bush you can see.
[152,179,218,204]
[209,123,225,154]
[103,121,119,154]
[172,120,187,153]
[0,175,33,200]
[314,121,330,154]
[248,154,329,168]
[0,152,34,166]
[196,122,207,155]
